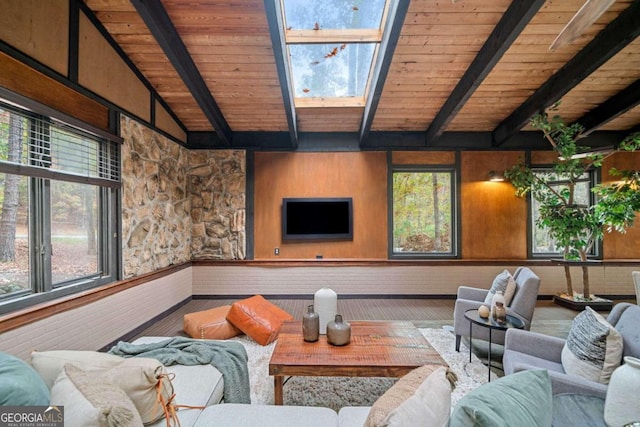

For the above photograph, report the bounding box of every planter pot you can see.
[552,294,613,312]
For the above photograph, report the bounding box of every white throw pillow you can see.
[364,365,444,427]
[50,364,143,427]
[561,306,623,384]
[383,366,452,427]
[101,358,175,424]
[31,350,125,389]
[484,269,516,306]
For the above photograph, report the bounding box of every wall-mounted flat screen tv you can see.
[282,198,353,241]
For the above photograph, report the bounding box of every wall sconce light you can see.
[488,171,505,182]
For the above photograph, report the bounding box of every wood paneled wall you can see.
[461,151,528,259]
[0,52,109,131]
[78,13,150,123]
[0,0,69,75]
[0,0,186,143]
[602,151,640,259]
[253,150,640,260]
[254,152,388,259]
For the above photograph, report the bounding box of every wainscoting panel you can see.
[193,264,639,297]
[0,268,191,360]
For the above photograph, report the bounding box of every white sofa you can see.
[132,336,369,427]
[129,338,351,427]
[0,335,363,427]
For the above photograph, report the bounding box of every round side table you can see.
[464,308,525,382]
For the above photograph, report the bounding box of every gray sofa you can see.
[503,302,640,398]
[453,267,541,351]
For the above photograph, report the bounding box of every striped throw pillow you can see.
[561,306,623,384]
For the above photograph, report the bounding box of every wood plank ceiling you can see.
[84,0,640,150]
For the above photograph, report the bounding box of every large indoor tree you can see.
[505,105,640,302]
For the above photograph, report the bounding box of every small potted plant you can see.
[505,104,640,309]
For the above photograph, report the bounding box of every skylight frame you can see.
[279,0,394,108]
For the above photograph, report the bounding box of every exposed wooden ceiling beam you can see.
[492,0,640,146]
[425,0,546,146]
[264,0,298,148]
[188,130,626,152]
[576,79,640,136]
[359,0,410,146]
[130,0,232,146]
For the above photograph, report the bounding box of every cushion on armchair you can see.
[226,295,293,345]
[561,306,623,384]
[183,305,242,340]
[484,269,516,306]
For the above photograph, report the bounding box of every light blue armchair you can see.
[453,267,541,352]
[503,302,640,398]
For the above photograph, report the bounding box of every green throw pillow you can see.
[449,369,552,427]
[0,351,50,405]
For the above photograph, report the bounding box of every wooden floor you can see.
[129,297,635,373]
[133,297,596,342]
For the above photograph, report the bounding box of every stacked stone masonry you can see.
[121,116,246,278]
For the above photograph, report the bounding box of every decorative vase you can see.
[605,356,640,426]
[493,301,507,324]
[314,287,337,334]
[490,290,506,320]
[326,314,351,346]
[302,304,319,342]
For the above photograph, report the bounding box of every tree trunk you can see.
[582,265,590,300]
[562,247,573,296]
[563,265,573,297]
[578,248,589,300]
[0,114,24,262]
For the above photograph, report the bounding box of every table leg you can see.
[488,328,492,382]
[469,321,472,363]
[274,376,284,405]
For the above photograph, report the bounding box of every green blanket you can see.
[109,337,250,404]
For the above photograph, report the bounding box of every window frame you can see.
[528,166,601,259]
[0,91,121,315]
[388,164,458,259]
[278,0,395,108]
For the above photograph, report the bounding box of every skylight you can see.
[280,0,392,107]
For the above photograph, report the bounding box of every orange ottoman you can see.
[183,305,242,340]
[226,295,293,346]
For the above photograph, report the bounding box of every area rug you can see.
[230,327,496,411]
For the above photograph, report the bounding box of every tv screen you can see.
[282,198,353,241]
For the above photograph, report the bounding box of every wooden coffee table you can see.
[269,320,447,405]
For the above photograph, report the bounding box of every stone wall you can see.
[120,116,192,277]
[189,150,246,260]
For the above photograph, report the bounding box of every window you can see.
[280,0,395,106]
[530,169,596,256]
[0,99,120,314]
[391,168,456,257]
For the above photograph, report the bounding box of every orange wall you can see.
[254,152,388,259]
[254,150,640,260]
[602,151,640,259]
[461,151,528,259]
